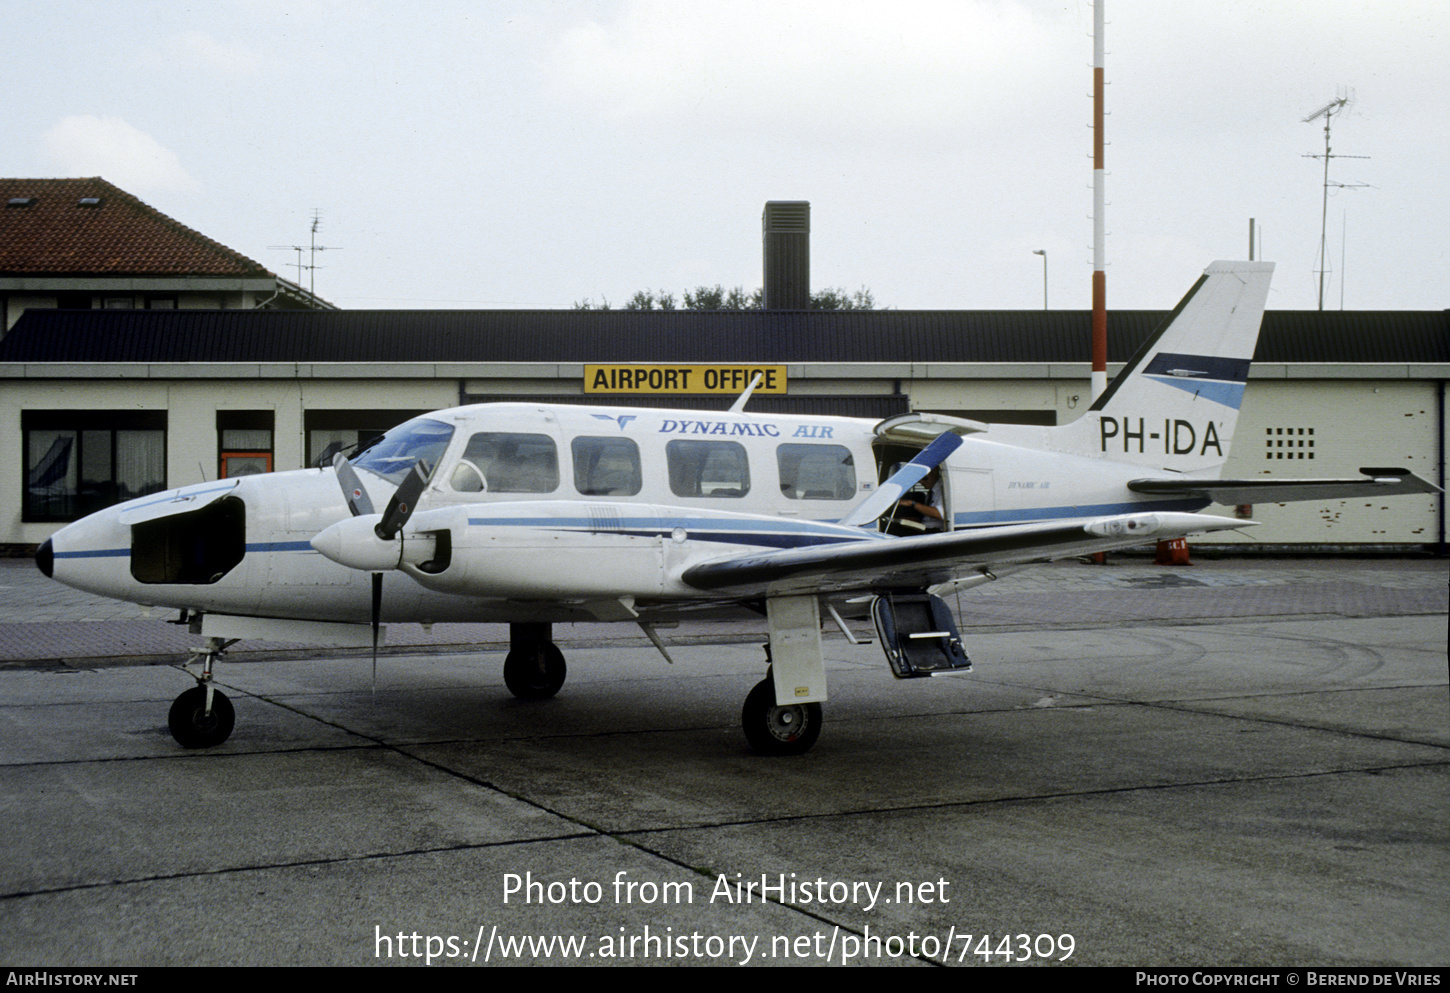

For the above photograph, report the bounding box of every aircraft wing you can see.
[680,511,1246,598]
[1127,467,1440,506]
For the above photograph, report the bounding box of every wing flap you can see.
[1128,468,1440,506]
[681,512,1248,597]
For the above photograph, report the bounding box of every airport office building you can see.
[1,203,1446,553]
[3,304,1445,553]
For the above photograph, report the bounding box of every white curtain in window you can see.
[116,430,166,499]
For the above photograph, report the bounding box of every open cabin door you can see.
[870,412,988,534]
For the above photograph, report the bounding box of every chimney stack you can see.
[762,201,810,309]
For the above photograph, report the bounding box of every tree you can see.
[574,284,876,311]
[808,286,875,310]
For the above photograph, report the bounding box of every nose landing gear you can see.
[168,635,238,748]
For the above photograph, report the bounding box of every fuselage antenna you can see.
[729,373,764,414]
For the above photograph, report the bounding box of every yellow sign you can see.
[585,364,787,395]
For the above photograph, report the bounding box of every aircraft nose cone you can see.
[35,539,53,578]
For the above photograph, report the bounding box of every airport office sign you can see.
[585,365,787,395]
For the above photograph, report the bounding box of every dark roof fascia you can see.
[0,308,1445,367]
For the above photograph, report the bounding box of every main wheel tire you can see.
[503,643,567,699]
[741,678,822,756]
[168,686,235,748]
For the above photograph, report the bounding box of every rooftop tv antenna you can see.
[1302,91,1368,310]
[270,209,342,306]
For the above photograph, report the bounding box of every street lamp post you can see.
[1032,249,1047,310]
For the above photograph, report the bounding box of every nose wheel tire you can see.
[168,687,235,748]
[503,643,567,699]
[742,677,822,756]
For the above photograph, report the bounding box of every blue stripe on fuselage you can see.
[52,547,131,559]
[462,515,877,550]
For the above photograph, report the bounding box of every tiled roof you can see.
[0,177,271,278]
[1,308,1444,365]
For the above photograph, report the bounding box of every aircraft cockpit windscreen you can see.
[350,417,455,484]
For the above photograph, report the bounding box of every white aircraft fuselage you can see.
[40,401,1214,625]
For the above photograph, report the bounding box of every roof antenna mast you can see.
[1301,90,1368,310]
[270,209,342,307]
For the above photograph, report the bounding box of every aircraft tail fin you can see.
[1049,260,1274,473]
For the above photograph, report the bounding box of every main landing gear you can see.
[501,621,823,755]
[740,595,830,756]
[168,635,237,748]
[503,622,567,699]
[742,665,822,757]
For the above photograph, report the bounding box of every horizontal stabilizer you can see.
[1128,468,1440,506]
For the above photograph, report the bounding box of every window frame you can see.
[665,439,751,499]
[23,410,167,523]
[449,431,560,495]
[775,442,857,501]
[571,436,643,497]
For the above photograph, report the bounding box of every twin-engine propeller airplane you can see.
[35,261,1437,754]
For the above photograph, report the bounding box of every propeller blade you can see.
[840,429,963,528]
[375,459,430,541]
[333,454,374,517]
[370,571,382,699]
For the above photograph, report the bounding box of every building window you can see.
[24,411,166,522]
[305,409,428,468]
[145,296,177,310]
[218,410,274,478]
[1265,427,1315,460]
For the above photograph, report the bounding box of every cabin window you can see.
[23,411,166,522]
[776,443,856,500]
[666,440,750,498]
[450,432,559,494]
[572,437,642,496]
[351,417,455,485]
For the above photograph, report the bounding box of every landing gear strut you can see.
[503,622,567,699]
[168,635,237,748]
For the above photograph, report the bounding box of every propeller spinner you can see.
[314,457,435,570]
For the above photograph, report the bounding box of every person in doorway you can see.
[897,465,945,532]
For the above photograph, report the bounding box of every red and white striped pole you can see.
[1091,1,1108,400]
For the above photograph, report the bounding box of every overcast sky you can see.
[8,1,1445,312]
